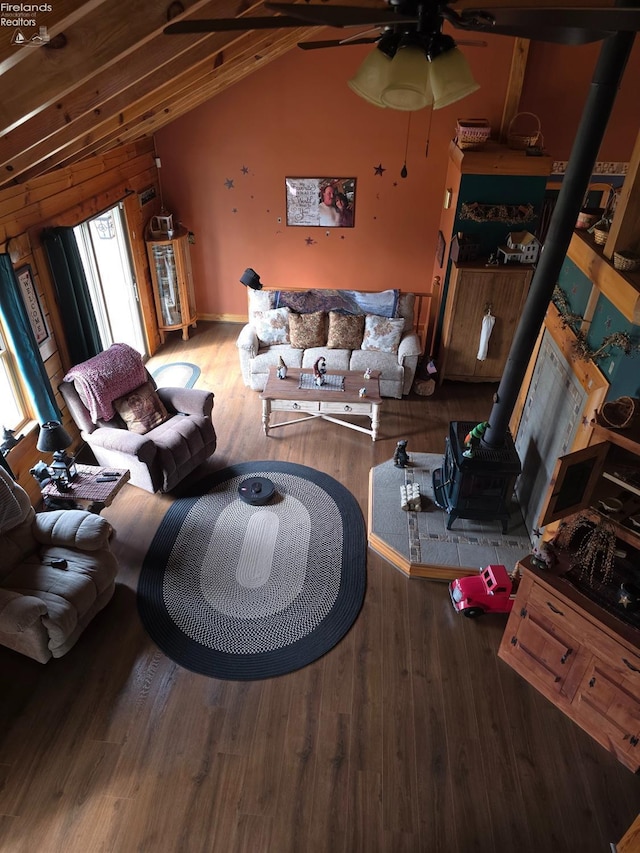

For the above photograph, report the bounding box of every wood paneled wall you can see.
[0,138,162,502]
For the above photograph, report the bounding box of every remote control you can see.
[96,475,119,482]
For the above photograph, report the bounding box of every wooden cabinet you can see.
[539,421,640,551]
[146,228,197,342]
[439,263,533,382]
[499,561,640,771]
[432,140,551,361]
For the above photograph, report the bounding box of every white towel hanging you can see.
[477,311,496,361]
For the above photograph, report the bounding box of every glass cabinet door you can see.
[151,243,181,326]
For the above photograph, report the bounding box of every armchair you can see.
[59,345,217,493]
[0,468,118,663]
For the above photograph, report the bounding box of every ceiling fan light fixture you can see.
[429,47,480,110]
[380,45,433,111]
[347,47,392,108]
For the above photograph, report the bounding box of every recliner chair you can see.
[0,467,118,663]
[59,346,217,494]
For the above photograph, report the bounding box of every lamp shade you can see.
[347,48,392,108]
[36,421,72,453]
[240,268,262,290]
[381,46,433,111]
[430,47,480,110]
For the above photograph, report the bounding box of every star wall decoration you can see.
[241,165,249,174]
[374,163,386,176]
[224,178,234,189]
[305,237,316,246]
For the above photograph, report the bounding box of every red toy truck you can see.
[449,564,517,618]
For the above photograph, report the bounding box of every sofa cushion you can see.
[253,308,291,345]
[248,289,276,318]
[362,315,406,354]
[114,380,169,435]
[302,348,351,372]
[289,311,327,349]
[327,312,365,349]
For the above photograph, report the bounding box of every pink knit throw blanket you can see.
[64,343,147,423]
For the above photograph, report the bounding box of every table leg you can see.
[371,402,380,441]
[262,399,271,436]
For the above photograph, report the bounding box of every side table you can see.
[40,464,130,513]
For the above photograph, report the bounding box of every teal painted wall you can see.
[555,257,640,400]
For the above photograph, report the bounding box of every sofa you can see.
[0,467,118,663]
[236,288,422,398]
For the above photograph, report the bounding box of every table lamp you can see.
[36,421,77,482]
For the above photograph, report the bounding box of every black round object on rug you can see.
[137,461,366,680]
[238,476,276,505]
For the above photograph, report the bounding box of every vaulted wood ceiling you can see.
[0,0,619,193]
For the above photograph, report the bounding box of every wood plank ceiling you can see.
[0,0,616,193]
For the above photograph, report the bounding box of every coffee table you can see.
[260,367,382,441]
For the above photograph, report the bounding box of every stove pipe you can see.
[482,29,636,451]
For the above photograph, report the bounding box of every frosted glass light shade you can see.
[430,47,480,109]
[347,49,392,108]
[380,46,433,111]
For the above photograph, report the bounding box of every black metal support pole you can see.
[482,30,636,449]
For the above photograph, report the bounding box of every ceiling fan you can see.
[164,2,640,111]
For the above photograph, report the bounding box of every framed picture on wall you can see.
[285,177,356,227]
[17,264,49,346]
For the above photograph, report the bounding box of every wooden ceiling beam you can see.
[8,27,307,184]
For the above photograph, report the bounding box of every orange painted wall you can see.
[155,33,640,322]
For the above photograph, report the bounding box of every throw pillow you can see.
[113,381,169,435]
[327,312,365,350]
[362,314,405,354]
[289,311,327,349]
[253,307,290,345]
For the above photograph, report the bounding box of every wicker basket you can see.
[455,118,491,150]
[591,220,610,245]
[600,396,639,429]
[613,251,640,272]
[507,112,542,150]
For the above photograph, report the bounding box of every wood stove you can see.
[432,421,522,533]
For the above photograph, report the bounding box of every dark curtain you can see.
[0,253,60,424]
[42,226,102,366]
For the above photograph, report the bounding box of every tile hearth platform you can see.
[368,453,533,581]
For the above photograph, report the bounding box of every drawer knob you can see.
[344,405,352,412]
[546,601,564,616]
[623,657,640,674]
[589,676,596,688]
[293,402,301,410]
[560,648,573,665]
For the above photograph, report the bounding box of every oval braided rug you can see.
[137,461,366,680]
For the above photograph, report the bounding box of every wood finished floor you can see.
[1,321,639,853]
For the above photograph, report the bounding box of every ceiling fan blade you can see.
[164,16,308,34]
[298,37,380,50]
[264,3,417,28]
[452,6,640,45]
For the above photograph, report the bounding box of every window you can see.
[0,323,29,432]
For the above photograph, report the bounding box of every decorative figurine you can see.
[313,356,327,386]
[463,421,489,458]
[393,439,411,468]
[276,356,287,380]
[358,387,367,398]
[363,367,372,380]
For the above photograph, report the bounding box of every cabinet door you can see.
[442,266,531,380]
[574,654,640,768]
[539,441,609,526]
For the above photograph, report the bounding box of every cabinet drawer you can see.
[320,401,372,415]
[271,400,319,413]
